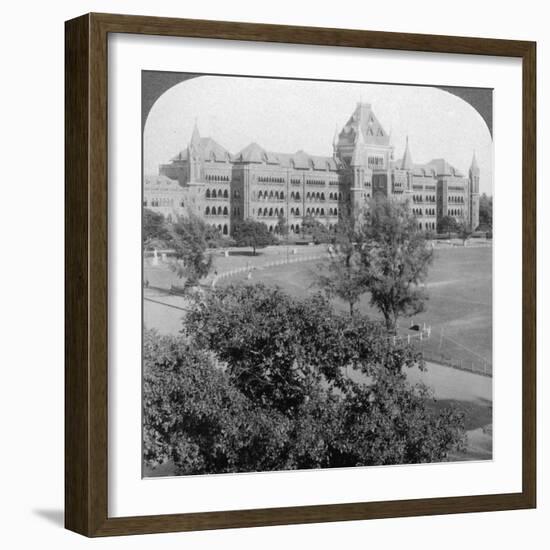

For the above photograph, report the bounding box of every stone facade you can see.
[144,102,481,235]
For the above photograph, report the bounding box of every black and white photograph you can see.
[142,73,493,478]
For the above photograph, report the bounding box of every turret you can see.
[469,150,480,193]
[401,136,413,171]
[187,120,202,183]
[332,125,339,158]
[468,150,480,230]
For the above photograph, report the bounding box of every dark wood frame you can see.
[65,12,536,537]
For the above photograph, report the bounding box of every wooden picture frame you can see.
[65,12,536,537]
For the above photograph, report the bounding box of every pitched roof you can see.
[236,142,268,163]
[171,137,232,163]
[337,102,390,148]
[144,174,181,188]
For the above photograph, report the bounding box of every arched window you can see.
[296,192,300,200]
[316,192,321,200]
[290,208,295,215]
[269,208,273,216]
[334,208,338,216]
[223,206,228,216]
[223,224,228,235]
[223,189,228,198]
[315,208,320,215]
[280,191,284,200]
[320,208,325,216]
[205,206,210,215]
[211,189,217,198]
[290,224,295,233]
[269,191,274,199]
[295,208,300,216]
[295,224,300,233]
[269,226,273,232]
[290,192,295,200]
[275,191,279,200]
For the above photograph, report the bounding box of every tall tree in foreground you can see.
[232,219,276,255]
[359,197,433,333]
[316,217,367,316]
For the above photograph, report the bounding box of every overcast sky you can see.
[144,75,493,195]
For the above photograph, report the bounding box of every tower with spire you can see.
[187,120,202,183]
[468,151,480,230]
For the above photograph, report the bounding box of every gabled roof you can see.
[236,142,267,163]
[337,102,390,148]
[171,137,232,163]
[144,174,181,188]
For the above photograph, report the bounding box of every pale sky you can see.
[144,75,493,195]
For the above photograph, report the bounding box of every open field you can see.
[220,245,493,373]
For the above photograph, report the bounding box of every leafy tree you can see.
[479,193,493,229]
[457,218,473,245]
[168,285,464,473]
[232,219,276,255]
[301,215,331,244]
[358,198,433,333]
[168,214,213,286]
[437,215,459,237]
[316,218,367,316]
[143,208,170,248]
[143,329,291,475]
[276,213,289,238]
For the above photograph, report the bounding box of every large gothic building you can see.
[144,102,480,236]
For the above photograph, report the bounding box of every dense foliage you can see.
[316,218,366,316]
[478,193,493,230]
[301,215,331,243]
[143,285,465,476]
[456,218,473,244]
[143,208,171,248]
[168,214,214,286]
[437,215,459,236]
[358,198,433,332]
[232,219,277,254]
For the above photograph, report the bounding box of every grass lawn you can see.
[222,245,493,373]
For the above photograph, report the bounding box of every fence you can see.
[412,327,492,377]
[211,253,328,287]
